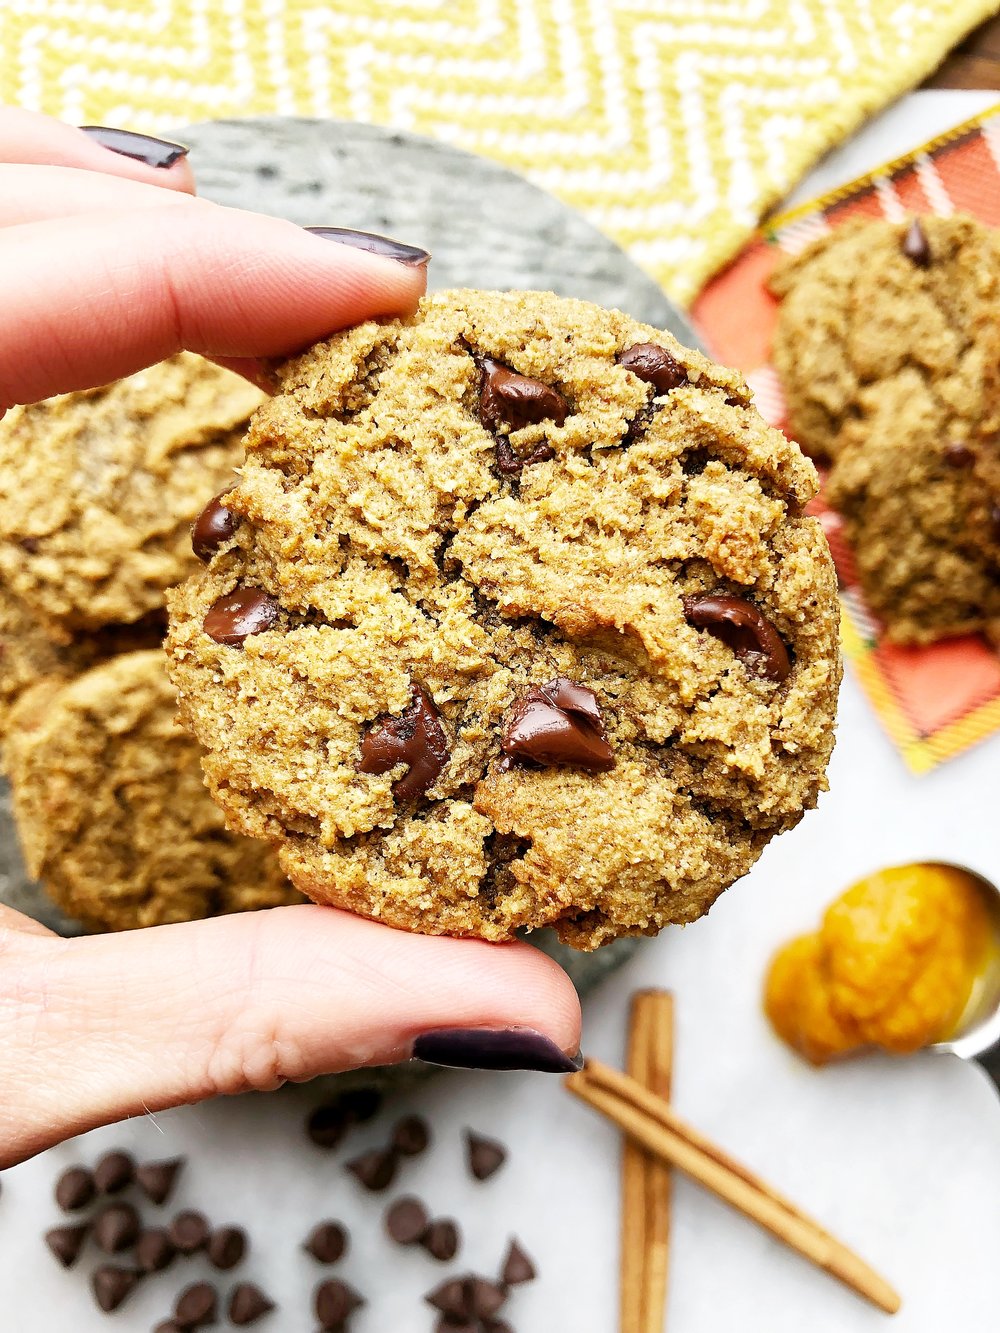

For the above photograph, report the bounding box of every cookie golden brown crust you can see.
[0,353,265,632]
[5,650,299,932]
[166,290,841,949]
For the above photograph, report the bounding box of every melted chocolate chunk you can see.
[683,594,790,682]
[501,677,614,773]
[944,441,974,468]
[203,586,279,646]
[479,359,568,434]
[902,218,931,267]
[494,436,556,476]
[617,342,688,394]
[358,683,450,802]
[192,487,238,562]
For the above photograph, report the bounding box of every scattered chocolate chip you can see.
[192,488,238,562]
[494,436,556,476]
[91,1264,140,1313]
[483,1319,515,1333]
[682,594,791,683]
[391,1114,430,1156]
[174,1280,218,1328]
[434,1320,477,1333]
[425,1277,469,1319]
[203,586,279,646]
[359,683,450,802]
[421,1217,460,1262]
[136,1227,177,1273]
[617,343,688,394]
[501,677,614,773]
[93,1150,135,1195]
[339,1086,383,1123]
[944,440,974,468]
[93,1201,141,1254]
[169,1209,210,1254]
[479,359,568,434]
[465,1276,507,1320]
[55,1165,96,1212]
[385,1196,429,1245]
[306,1101,350,1149]
[44,1223,88,1268]
[135,1157,185,1205]
[303,1220,348,1264]
[206,1224,246,1270]
[500,1238,536,1286]
[902,217,931,266]
[314,1278,365,1328]
[345,1147,398,1193]
[466,1131,507,1181]
[153,1322,183,1333]
[229,1282,276,1326]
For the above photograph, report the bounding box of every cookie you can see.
[0,581,164,740]
[166,289,840,950]
[0,353,265,632]
[5,650,299,932]
[769,215,1000,462]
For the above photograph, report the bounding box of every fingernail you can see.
[80,126,189,169]
[305,226,430,267]
[412,1027,583,1074]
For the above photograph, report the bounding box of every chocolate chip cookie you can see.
[0,353,265,632]
[166,289,840,949]
[5,650,299,932]
[769,215,1000,462]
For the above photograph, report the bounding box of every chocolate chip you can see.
[501,677,614,773]
[206,1224,246,1270]
[339,1086,383,1123]
[93,1150,135,1195]
[435,1320,477,1333]
[229,1282,275,1326]
[483,1319,515,1333]
[135,1157,184,1205]
[55,1165,96,1212]
[465,1276,507,1319]
[44,1223,88,1268]
[421,1218,460,1262]
[944,441,974,468]
[94,1201,141,1253]
[174,1280,218,1328]
[169,1209,210,1254]
[92,1264,140,1313]
[466,1130,507,1181]
[617,343,688,394]
[359,683,449,802]
[682,594,791,683]
[494,436,556,477]
[479,359,568,434]
[303,1220,349,1264]
[902,217,931,266]
[314,1278,365,1328]
[425,1277,469,1319]
[203,585,279,646]
[136,1227,176,1273]
[192,488,238,562]
[385,1196,430,1245]
[306,1102,350,1149]
[500,1238,536,1286]
[391,1114,430,1156]
[153,1323,183,1333]
[345,1147,398,1192]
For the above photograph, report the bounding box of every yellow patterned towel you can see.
[1,1,995,303]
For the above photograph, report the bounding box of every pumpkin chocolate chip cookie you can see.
[5,650,299,932]
[0,353,265,633]
[166,289,841,950]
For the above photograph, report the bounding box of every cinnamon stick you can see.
[569,1059,900,1316]
[620,991,673,1333]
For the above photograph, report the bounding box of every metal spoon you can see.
[928,863,1000,1089]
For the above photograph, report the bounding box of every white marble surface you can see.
[4,91,1000,1331]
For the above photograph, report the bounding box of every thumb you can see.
[0,905,582,1166]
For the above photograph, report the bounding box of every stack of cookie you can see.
[770,215,1000,646]
[0,354,300,931]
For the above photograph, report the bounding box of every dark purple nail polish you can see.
[412,1027,583,1074]
[80,126,189,169]
[304,226,430,267]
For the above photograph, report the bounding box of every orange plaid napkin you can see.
[692,104,1000,774]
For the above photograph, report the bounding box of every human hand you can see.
[0,111,582,1168]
